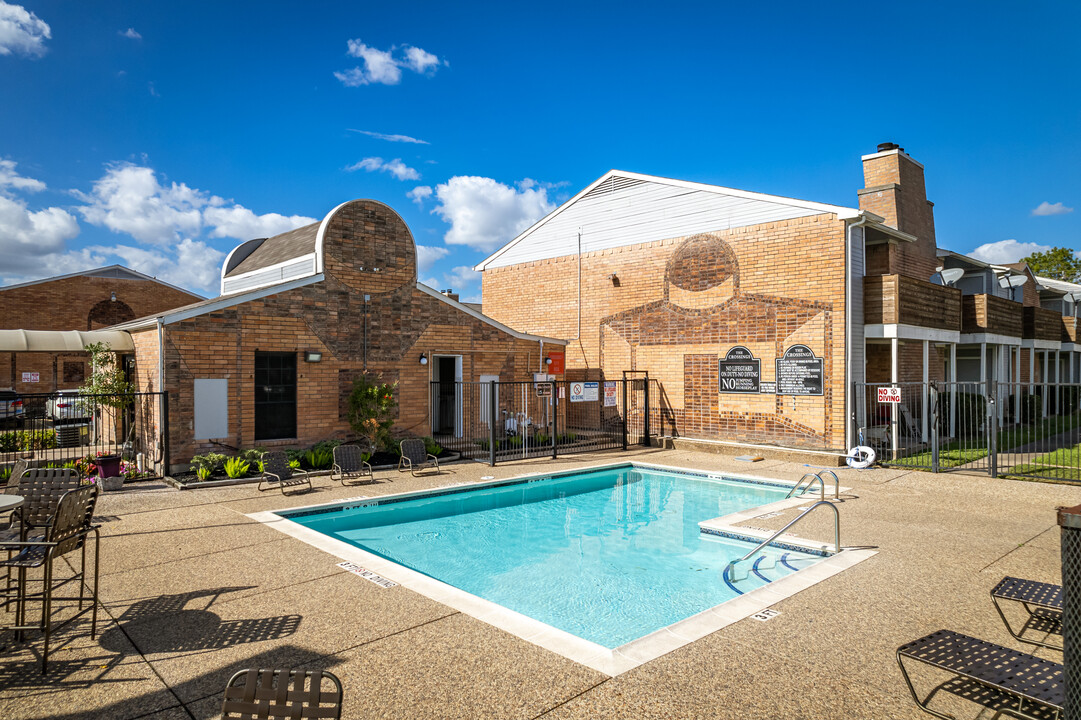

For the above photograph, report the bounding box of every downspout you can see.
[845,213,871,451]
[156,316,166,471]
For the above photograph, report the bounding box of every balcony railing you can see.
[1024,306,1064,342]
[864,274,961,331]
[961,294,1023,337]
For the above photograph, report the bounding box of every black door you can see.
[436,357,456,434]
[254,352,297,440]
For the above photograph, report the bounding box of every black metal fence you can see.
[430,379,654,465]
[853,381,1081,482]
[0,391,167,479]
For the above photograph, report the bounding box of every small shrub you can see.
[304,447,334,470]
[239,447,265,463]
[506,436,523,448]
[285,448,305,464]
[223,457,250,479]
[190,452,227,477]
[422,436,442,456]
[7,429,58,451]
[347,376,397,450]
[0,466,10,482]
[0,432,16,453]
[534,432,549,445]
[288,458,301,470]
[312,439,342,454]
[196,466,213,481]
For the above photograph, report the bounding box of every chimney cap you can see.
[877,142,903,153]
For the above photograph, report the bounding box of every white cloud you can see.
[119,27,141,40]
[75,163,208,244]
[348,129,429,144]
[969,239,1054,264]
[0,158,45,192]
[345,157,419,181]
[407,185,432,205]
[94,238,224,293]
[204,205,316,239]
[431,176,556,252]
[416,245,450,274]
[445,265,480,289]
[335,39,444,87]
[0,194,79,256]
[0,248,106,284]
[0,1,50,57]
[1032,201,1074,217]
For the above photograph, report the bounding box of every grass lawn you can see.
[1004,442,1081,482]
[882,441,988,469]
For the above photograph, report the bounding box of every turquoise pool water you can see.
[279,465,824,648]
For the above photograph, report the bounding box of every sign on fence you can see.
[571,382,599,402]
[877,386,902,403]
[603,381,617,407]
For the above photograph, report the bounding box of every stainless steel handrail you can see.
[785,473,824,501]
[729,500,841,570]
[816,469,840,500]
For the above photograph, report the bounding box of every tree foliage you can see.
[1022,247,1081,283]
[347,376,398,451]
[80,341,135,408]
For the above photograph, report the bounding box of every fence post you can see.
[929,382,939,473]
[1058,504,1081,720]
[551,381,558,459]
[161,391,170,476]
[488,381,496,467]
[988,380,998,478]
[622,380,628,451]
[643,379,651,447]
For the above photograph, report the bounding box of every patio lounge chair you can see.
[398,438,438,476]
[3,459,28,494]
[222,668,343,720]
[258,451,311,495]
[991,576,1062,650]
[332,445,373,486]
[0,485,101,673]
[897,629,1062,720]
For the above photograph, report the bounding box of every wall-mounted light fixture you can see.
[545,356,552,366]
[608,273,620,287]
[110,291,117,302]
[304,351,323,363]
[419,355,428,366]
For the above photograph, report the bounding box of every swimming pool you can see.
[274,464,827,648]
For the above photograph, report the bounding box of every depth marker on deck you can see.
[337,562,397,588]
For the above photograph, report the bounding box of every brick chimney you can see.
[441,289,459,302]
[858,143,939,281]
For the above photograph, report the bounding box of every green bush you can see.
[239,447,265,464]
[304,447,334,470]
[534,432,549,445]
[347,376,397,450]
[190,452,227,477]
[223,457,250,479]
[312,439,342,454]
[0,429,58,452]
[422,436,442,456]
[196,466,213,481]
[0,432,14,453]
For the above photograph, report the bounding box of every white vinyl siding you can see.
[222,255,317,295]
[485,178,826,269]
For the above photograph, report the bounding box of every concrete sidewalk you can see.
[0,448,1075,720]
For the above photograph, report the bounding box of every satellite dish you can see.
[939,268,965,286]
[999,275,1028,289]
[1066,291,1081,303]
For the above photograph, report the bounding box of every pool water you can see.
[280,465,823,648]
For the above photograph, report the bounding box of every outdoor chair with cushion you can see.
[222,668,343,720]
[0,485,101,673]
[258,451,312,495]
[397,438,439,476]
[897,629,1062,720]
[332,445,373,486]
[991,576,1063,650]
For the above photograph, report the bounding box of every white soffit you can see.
[475,171,860,271]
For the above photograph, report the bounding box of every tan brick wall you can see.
[482,213,849,451]
[145,201,554,467]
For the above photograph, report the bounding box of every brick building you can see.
[113,200,563,471]
[477,144,1080,453]
[0,266,201,393]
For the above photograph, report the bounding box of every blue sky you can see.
[1,1,1078,301]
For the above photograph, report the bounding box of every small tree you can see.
[347,376,397,451]
[80,342,135,405]
[1021,247,1081,283]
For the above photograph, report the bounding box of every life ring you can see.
[846,445,876,469]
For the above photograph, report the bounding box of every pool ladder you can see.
[785,469,839,501]
[726,500,841,582]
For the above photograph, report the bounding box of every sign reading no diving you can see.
[718,346,761,393]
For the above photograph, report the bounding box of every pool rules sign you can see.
[718,346,760,393]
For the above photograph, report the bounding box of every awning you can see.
[0,329,135,352]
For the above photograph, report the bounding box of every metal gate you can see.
[0,391,168,478]
[854,381,1081,481]
[431,379,652,466]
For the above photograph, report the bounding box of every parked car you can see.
[0,389,24,428]
[48,391,91,423]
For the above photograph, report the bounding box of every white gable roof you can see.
[475,170,861,271]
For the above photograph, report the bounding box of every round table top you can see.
[0,494,24,512]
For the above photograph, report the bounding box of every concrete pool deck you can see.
[0,446,1075,719]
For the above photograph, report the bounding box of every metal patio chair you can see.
[13,468,82,537]
[991,576,1063,650]
[397,438,439,476]
[332,445,373,486]
[3,459,28,494]
[897,629,1062,720]
[258,451,312,495]
[0,484,101,673]
[222,668,343,720]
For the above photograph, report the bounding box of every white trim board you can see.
[249,463,873,676]
[959,333,1023,347]
[864,324,961,343]
[1021,339,1063,351]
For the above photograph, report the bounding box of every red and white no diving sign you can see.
[877,386,902,403]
